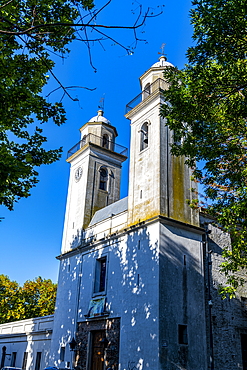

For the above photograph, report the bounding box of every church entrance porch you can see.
[75,318,120,370]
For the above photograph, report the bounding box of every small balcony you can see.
[67,133,128,159]
[125,78,169,114]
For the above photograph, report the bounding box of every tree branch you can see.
[46,85,96,98]
[0,0,14,10]
[0,10,150,36]
[83,27,97,72]
[18,34,79,102]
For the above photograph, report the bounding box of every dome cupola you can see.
[88,109,111,125]
[139,55,174,92]
[79,109,118,142]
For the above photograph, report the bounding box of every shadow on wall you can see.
[70,228,83,250]
[71,227,159,370]
[49,251,81,368]
[161,223,247,370]
[30,321,54,370]
[159,226,206,370]
[1,331,46,370]
[113,227,159,370]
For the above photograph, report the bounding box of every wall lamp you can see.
[69,337,77,351]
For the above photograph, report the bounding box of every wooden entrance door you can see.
[91,331,105,370]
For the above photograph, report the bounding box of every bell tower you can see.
[125,56,199,227]
[61,110,127,254]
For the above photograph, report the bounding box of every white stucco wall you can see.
[79,221,160,370]
[0,316,54,370]
[51,221,160,370]
[62,148,90,253]
[49,254,80,367]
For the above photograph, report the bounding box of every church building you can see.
[1,56,247,370]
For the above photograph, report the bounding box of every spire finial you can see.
[98,93,105,114]
[158,43,167,62]
[160,42,166,55]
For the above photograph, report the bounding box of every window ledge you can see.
[139,146,149,155]
[84,311,110,320]
[98,189,108,194]
[92,291,107,298]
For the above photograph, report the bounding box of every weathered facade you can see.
[1,56,247,370]
[200,213,247,370]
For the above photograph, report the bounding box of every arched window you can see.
[143,83,150,100]
[99,168,108,191]
[102,134,109,149]
[140,122,149,151]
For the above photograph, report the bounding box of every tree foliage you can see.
[0,274,57,324]
[0,0,93,210]
[0,0,158,211]
[160,0,247,297]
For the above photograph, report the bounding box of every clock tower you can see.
[61,110,127,254]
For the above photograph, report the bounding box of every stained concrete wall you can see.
[127,97,163,226]
[126,92,198,228]
[159,222,207,370]
[200,213,247,370]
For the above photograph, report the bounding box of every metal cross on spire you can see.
[158,43,167,61]
[98,93,105,111]
[160,42,166,55]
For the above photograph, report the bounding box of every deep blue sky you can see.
[1,0,194,285]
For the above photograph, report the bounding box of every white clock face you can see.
[75,167,82,182]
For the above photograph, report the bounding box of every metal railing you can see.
[125,78,170,114]
[67,133,128,158]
